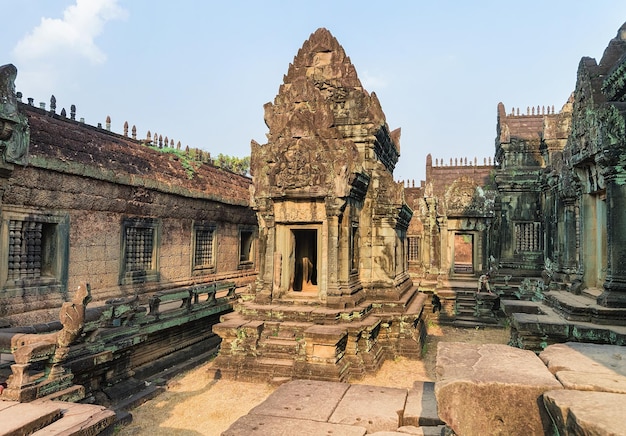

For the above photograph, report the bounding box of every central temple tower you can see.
[250,28,412,308]
[214,28,424,382]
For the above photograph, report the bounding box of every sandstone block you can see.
[540,342,626,393]
[540,342,626,376]
[248,379,349,421]
[435,342,562,436]
[403,381,443,427]
[543,389,626,435]
[222,413,367,436]
[329,384,407,433]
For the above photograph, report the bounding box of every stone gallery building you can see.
[0,63,257,327]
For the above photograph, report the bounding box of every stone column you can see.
[561,198,578,273]
[255,209,275,303]
[438,216,449,276]
[599,177,626,307]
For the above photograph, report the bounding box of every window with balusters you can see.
[1,206,68,291]
[120,217,160,284]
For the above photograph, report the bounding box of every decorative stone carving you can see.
[0,64,29,166]
[3,283,91,401]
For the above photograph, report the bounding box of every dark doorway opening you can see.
[292,229,317,292]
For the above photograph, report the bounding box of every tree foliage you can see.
[214,153,250,176]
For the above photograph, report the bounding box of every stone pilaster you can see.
[599,178,626,307]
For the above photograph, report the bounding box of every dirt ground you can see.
[118,324,510,436]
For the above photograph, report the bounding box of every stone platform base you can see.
[213,290,428,383]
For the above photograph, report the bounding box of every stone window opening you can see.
[407,236,420,262]
[514,222,543,253]
[291,228,317,292]
[239,227,255,269]
[192,223,216,275]
[0,207,69,291]
[120,217,160,285]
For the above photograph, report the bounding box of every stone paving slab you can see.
[30,402,116,435]
[556,370,626,394]
[543,389,626,435]
[222,414,367,436]
[0,402,62,435]
[248,379,349,421]
[328,384,407,433]
[540,342,626,376]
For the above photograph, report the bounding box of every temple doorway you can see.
[292,229,318,293]
[453,233,474,274]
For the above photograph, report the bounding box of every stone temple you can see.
[213,28,425,382]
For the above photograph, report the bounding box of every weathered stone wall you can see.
[0,100,257,325]
[405,154,496,281]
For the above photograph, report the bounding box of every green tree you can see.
[214,153,250,176]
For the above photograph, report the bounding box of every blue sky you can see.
[3,1,626,182]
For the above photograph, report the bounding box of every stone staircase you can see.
[0,400,116,435]
[426,276,503,328]
[503,288,626,351]
[213,286,428,383]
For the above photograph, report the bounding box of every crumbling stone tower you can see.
[250,27,412,307]
[214,28,424,382]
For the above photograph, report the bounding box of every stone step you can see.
[248,358,295,380]
[256,357,295,367]
[403,381,445,428]
[30,402,116,436]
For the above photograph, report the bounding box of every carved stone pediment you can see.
[444,177,495,217]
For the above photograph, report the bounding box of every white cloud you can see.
[13,0,127,65]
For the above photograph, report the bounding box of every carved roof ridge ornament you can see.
[0,64,29,166]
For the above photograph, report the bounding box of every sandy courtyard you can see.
[118,325,510,435]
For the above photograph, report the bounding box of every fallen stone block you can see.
[555,370,626,394]
[435,342,562,436]
[248,379,349,421]
[0,402,62,435]
[540,342,626,376]
[329,384,407,433]
[540,342,626,394]
[543,389,626,435]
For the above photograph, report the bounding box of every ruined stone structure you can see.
[403,155,497,325]
[497,24,626,348]
[494,101,572,277]
[0,66,257,325]
[213,28,426,382]
[0,63,257,403]
[405,155,496,280]
[403,23,626,340]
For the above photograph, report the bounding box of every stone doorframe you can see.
[275,223,324,300]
